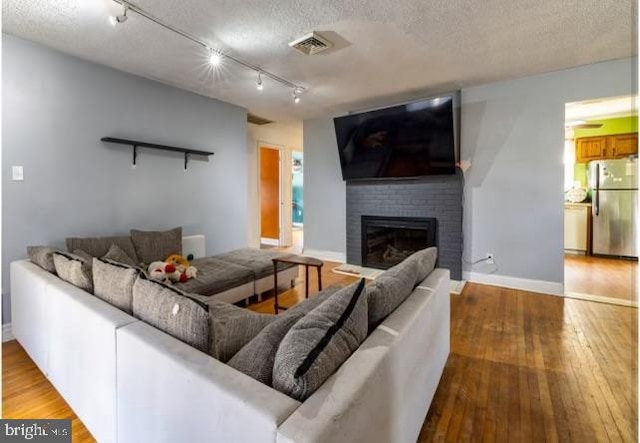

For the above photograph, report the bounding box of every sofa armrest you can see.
[116,322,300,443]
[277,268,451,443]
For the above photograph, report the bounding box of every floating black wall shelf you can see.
[101,137,214,170]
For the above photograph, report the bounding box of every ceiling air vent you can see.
[247,113,274,125]
[289,32,333,55]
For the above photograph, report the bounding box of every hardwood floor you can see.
[3,264,637,442]
[565,254,638,302]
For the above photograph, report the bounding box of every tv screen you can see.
[333,95,457,181]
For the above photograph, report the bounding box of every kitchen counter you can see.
[564,202,592,208]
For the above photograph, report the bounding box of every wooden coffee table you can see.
[272,255,324,314]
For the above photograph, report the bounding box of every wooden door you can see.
[576,136,607,162]
[260,147,280,240]
[609,133,638,158]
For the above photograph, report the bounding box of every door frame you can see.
[257,141,294,247]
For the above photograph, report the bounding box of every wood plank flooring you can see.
[565,254,638,302]
[3,263,637,442]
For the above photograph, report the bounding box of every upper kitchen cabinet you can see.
[575,133,638,163]
[576,136,607,162]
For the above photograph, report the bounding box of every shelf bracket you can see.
[184,152,190,170]
[133,145,138,166]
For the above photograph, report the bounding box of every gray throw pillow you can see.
[53,252,93,293]
[205,301,276,362]
[66,236,140,264]
[27,246,59,273]
[92,258,139,314]
[272,279,368,401]
[366,258,419,330]
[131,227,182,265]
[227,285,345,386]
[132,274,209,352]
[102,243,138,267]
[73,249,94,269]
[405,247,437,285]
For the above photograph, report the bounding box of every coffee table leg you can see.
[305,265,309,299]
[273,261,279,314]
[317,265,322,291]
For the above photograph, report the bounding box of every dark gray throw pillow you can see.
[366,258,419,330]
[272,279,368,401]
[102,243,138,267]
[27,246,59,273]
[227,284,345,386]
[204,301,276,362]
[93,258,139,314]
[131,227,182,265]
[53,252,93,293]
[132,274,209,352]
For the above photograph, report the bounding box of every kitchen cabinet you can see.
[575,133,638,163]
[564,203,592,254]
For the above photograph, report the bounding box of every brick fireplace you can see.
[346,173,463,279]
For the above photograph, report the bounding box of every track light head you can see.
[256,72,263,91]
[109,6,128,26]
[209,51,222,66]
[292,88,301,104]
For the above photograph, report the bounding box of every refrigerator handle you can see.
[594,163,599,216]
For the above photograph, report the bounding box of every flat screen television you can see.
[333,94,459,181]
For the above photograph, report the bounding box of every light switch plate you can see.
[12,166,24,181]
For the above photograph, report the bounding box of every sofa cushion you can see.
[204,300,276,362]
[102,243,138,267]
[213,248,297,279]
[53,252,93,293]
[272,279,368,401]
[366,258,419,330]
[66,235,140,264]
[405,247,438,285]
[131,227,182,265]
[27,246,59,273]
[227,285,344,386]
[174,257,254,296]
[93,258,139,314]
[132,274,209,352]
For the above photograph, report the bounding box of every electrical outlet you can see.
[12,166,24,181]
[486,253,494,265]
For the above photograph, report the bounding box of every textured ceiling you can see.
[3,0,637,122]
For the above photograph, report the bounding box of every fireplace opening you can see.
[361,216,436,269]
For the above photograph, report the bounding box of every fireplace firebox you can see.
[361,216,436,270]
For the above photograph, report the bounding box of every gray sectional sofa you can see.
[11,238,450,443]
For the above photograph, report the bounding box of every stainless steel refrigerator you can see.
[588,158,638,258]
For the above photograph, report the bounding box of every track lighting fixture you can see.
[209,51,222,67]
[256,72,263,91]
[109,5,128,26]
[109,0,305,98]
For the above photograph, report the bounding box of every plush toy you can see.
[147,255,198,284]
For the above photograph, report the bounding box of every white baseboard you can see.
[2,323,14,343]
[302,249,347,263]
[260,237,279,246]
[463,271,564,296]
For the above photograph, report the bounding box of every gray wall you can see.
[303,118,346,256]
[304,57,636,284]
[461,57,636,283]
[2,35,249,323]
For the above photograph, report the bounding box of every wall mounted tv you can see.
[333,93,459,181]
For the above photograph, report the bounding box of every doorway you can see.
[291,151,304,254]
[563,95,638,306]
[260,146,280,246]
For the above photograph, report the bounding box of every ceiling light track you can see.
[111,0,305,94]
